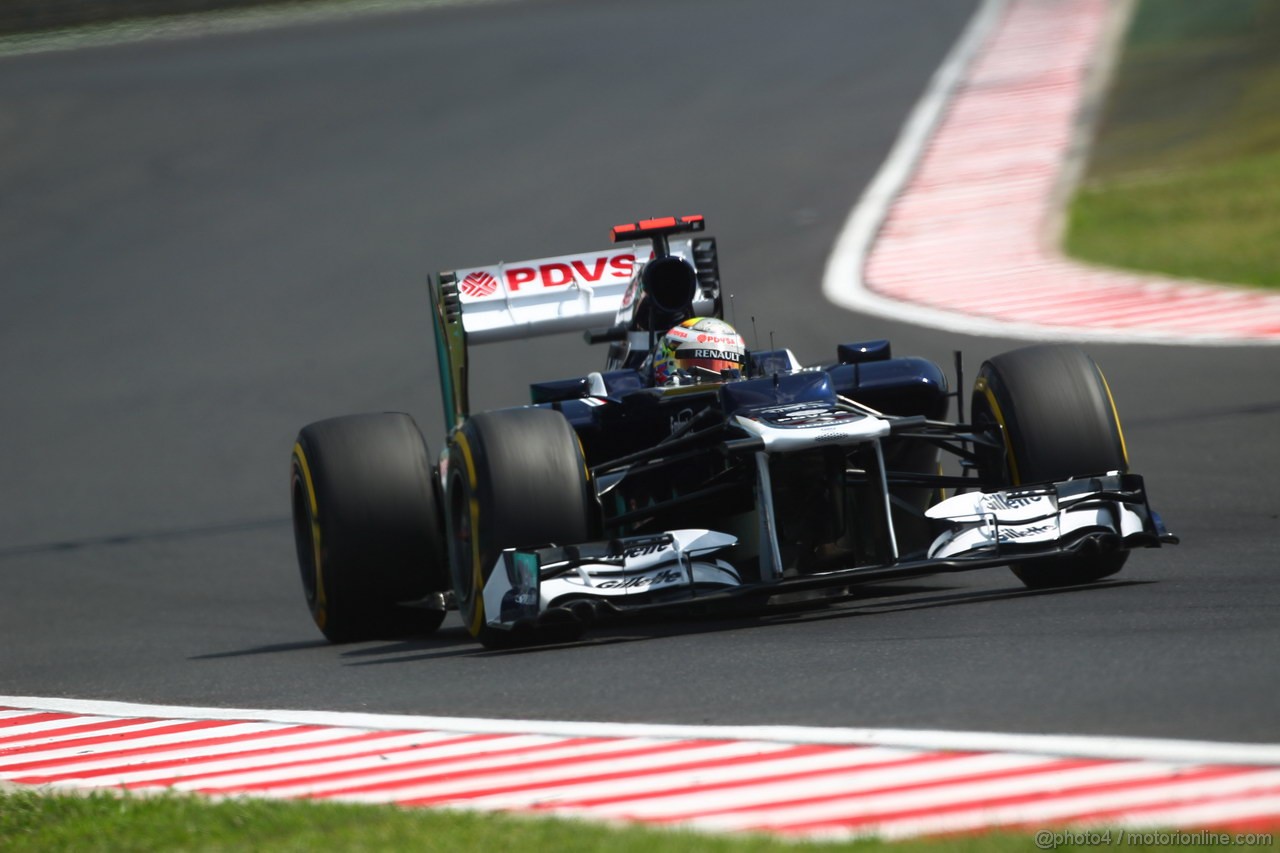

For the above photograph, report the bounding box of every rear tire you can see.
[444,408,596,649]
[291,413,448,642]
[970,345,1130,589]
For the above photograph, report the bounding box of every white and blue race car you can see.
[290,216,1177,648]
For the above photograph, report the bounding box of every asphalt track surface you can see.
[2,0,1277,745]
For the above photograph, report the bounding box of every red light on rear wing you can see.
[611,215,705,243]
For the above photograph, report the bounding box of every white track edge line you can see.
[4,696,1279,766]
[819,0,1280,347]
[0,0,503,58]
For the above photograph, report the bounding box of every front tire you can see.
[291,413,448,642]
[444,408,596,648]
[971,344,1130,589]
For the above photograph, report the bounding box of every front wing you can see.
[480,474,1177,635]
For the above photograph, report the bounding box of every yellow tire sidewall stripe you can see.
[291,443,328,628]
[974,376,1021,485]
[1097,368,1130,469]
[452,432,486,635]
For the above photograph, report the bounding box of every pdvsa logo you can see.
[459,271,498,298]
[504,254,636,291]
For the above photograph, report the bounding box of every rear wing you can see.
[430,229,721,431]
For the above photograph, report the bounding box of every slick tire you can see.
[444,408,596,649]
[970,344,1130,590]
[291,413,448,642]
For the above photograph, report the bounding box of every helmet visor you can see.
[674,348,743,377]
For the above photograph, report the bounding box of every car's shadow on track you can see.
[320,578,1155,664]
[188,630,482,663]
[190,640,334,660]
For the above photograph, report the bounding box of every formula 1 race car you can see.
[290,215,1177,648]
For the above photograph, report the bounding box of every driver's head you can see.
[652,317,747,385]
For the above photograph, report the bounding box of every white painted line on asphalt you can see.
[871,768,1280,840]
[1109,794,1280,831]
[61,731,465,788]
[0,715,171,742]
[8,727,394,783]
[317,739,796,805]
[0,0,502,58]
[187,735,678,796]
[464,745,924,811]
[549,752,1057,822]
[0,721,284,768]
[686,760,1192,833]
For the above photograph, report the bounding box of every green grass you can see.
[0,789,893,853]
[1064,0,1280,288]
[2,789,1277,852]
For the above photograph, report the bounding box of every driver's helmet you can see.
[651,317,748,385]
